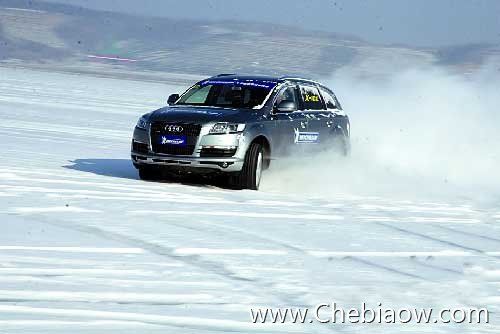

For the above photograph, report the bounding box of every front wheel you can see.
[229,143,264,190]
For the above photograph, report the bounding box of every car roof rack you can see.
[214,73,237,77]
[279,76,320,84]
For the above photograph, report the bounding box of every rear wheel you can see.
[331,130,350,156]
[230,143,264,190]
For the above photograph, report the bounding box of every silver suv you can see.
[131,74,350,190]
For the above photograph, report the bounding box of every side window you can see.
[319,87,337,109]
[275,86,298,111]
[299,85,325,110]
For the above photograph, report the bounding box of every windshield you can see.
[176,79,277,109]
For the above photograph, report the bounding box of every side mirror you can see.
[167,94,179,106]
[275,100,296,113]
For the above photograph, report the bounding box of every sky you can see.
[43,0,500,47]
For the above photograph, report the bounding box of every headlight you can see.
[209,122,246,134]
[136,116,149,130]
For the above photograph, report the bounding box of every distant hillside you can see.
[0,0,498,78]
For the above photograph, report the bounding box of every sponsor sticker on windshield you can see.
[199,79,277,89]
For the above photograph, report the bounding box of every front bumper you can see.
[131,125,246,173]
[131,152,244,172]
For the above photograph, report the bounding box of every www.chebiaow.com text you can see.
[250,302,489,325]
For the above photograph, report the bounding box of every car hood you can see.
[150,106,258,124]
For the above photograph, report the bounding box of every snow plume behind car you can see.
[263,63,500,200]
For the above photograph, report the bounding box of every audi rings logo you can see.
[164,125,184,133]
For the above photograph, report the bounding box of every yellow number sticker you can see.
[305,94,319,102]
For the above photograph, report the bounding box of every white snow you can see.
[130,210,345,221]
[11,206,102,214]
[0,305,299,333]
[0,66,498,333]
[0,290,217,304]
[174,248,288,256]
[0,246,145,253]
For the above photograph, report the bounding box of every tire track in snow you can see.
[432,224,500,245]
[1,212,346,333]
[346,257,426,280]
[376,222,486,254]
[4,180,463,292]
[410,258,464,275]
[3,168,486,288]
[175,220,450,283]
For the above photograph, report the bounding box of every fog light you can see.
[201,145,237,150]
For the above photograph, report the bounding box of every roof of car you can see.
[208,74,320,85]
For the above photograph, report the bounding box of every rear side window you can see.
[319,87,337,109]
[299,85,325,110]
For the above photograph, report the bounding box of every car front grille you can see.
[154,145,197,156]
[150,122,202,156]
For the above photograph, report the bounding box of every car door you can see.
[269,84,306,157]
[296,84,328,152]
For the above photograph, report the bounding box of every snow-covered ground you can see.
[0,66,498,333]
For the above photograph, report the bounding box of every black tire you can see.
[138,166,160,181]
[230,143,264,190]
